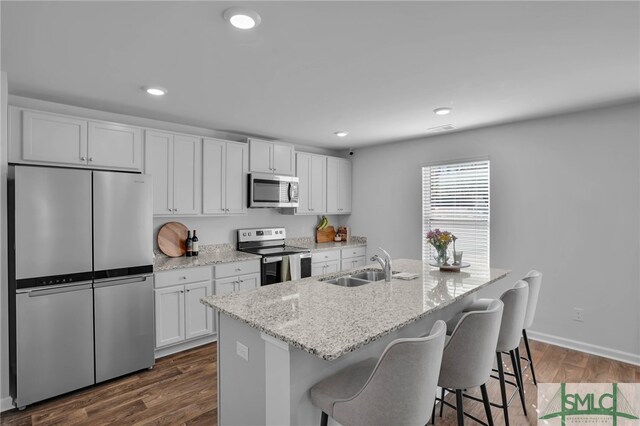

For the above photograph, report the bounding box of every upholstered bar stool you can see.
[309,321,446,426]
[521,270,543,386]
[445,281,529,426]
[435,300,504,426]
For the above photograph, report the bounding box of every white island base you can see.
[218,295,474,425]
[205,260,509,426]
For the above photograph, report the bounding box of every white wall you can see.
[0,71,10,411]
[345,102,640,362]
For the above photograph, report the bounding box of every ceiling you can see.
[2,1,639,149]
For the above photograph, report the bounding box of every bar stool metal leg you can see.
[455,390,464,426]
[510,349,527,416]
[496,352,510,426]
[439,388,445,417]
[480,384,494,426]
[522,329,537,386]
[320,411,328,426]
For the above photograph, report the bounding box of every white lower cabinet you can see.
[214,273,260,295]
[341,246,367,271]
[154,266,214,349]
[311,249,341,277]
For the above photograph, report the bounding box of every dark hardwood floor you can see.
[1,340,638,425]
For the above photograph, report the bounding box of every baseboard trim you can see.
[154,335,217,359]
[1,396,14,413]
[527,330,640,367]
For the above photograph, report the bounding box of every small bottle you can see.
[192,230,199,257]
[186,230,193,257]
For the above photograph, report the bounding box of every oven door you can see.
[261,256,284,285]
[249,173,299,208]
[261,253,312,286]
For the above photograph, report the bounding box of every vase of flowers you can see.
[426,229,455,265]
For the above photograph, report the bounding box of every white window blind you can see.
[422,160,490,268]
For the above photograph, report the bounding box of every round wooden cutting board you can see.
[157,222,189,257]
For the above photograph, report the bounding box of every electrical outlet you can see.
[573,307,584,322]
[236,341,249,361]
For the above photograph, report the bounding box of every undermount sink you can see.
[324,276,371,287]
[323,268,396,287]
[350,271,387,282]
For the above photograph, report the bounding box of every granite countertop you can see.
[154,244,261,272]
[202,259,509,360]
[286,236,367,252]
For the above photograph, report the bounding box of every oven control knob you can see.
[248,232,252,236]
[243,233,246,236]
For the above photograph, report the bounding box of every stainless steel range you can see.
[237,227,311,285]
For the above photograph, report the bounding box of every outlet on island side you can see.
[236,341,249,361]
[573,307,584,322]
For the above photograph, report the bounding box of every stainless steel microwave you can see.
[248,173,299,208]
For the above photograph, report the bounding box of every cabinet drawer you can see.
[341,246,366,260]
[311,249,341,264]
[155,266,212,289]
[214,260,260,279]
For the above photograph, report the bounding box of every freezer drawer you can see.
[15,283,94,408]
[94,275,155,382]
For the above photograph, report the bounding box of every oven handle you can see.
[287,182,293,202]
[263,253,311,264]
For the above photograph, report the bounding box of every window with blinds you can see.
[422,160,490,268]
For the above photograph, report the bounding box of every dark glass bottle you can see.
[192,230,199,257]
[186,230,193,257]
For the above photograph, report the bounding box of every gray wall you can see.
[344,101,640,360]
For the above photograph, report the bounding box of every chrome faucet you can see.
[371,247,392,282]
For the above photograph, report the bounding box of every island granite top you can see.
[202,259,509,360]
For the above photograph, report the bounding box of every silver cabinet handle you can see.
[175,208,178,212]
[80,156,86,161]
[88,157,94,162]
[186,289,190,292]
[235,268,242,271]
[179,276,186,280]
[240,280,244,283]
[180,290,184,293]
[168,208,173,212]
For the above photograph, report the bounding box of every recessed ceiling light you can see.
[334,131,349,137]
[224,8,261,30]
[433,107,452,116]
[143,86,167,96]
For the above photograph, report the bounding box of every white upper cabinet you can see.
[327,157,352,214]
[144,130,201,216]
[296,152,326,214]
[249,138,294,175]
[202,138,248,215]
[17,109,142,171]
[22,110,87,165]
[172,134,201,215]
[88,121,141,170]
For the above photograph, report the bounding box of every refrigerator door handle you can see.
[22,283,93,297]
[93,274,152,288]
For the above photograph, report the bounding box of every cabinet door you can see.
[338,159,352,213]
[249,139,273,173]
[225,142,248,214]
[184,281,214,340]
[215,277,238,295]
[88,121,142,170]
[155,286,185,348]
[325,260,341,274]
[272,142,294,175]
[310,155,327,213]
[237,273,260,291]
[144,130,174,215]
[341,256,366,271]
[22,110,87,166]
[295,153,311,213]
[326,157,340,214]
[173,134,201,215]
[311,263,326,277]
[202,138,226,215]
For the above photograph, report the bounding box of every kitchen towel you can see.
[281,256,291,282]
[289,253,301,280]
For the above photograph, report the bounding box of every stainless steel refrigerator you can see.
[8,165,154,409]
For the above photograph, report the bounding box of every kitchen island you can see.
[202,259,508,426]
